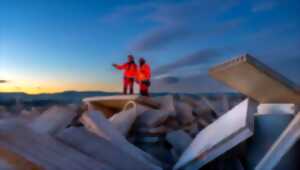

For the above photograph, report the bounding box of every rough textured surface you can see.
[174,98,258,170]
[56,127,157,170]
[209,54,300,104]
[29,106,77,135]
[0,121,113,170]
[79,111,162,169]
[166,130,192,156]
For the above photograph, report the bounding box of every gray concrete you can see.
[166,130,192,156]
[56,127,158,170]
[29,106,77,135]
[255,112,300,170]
[79,111,162,169]
[174,98,258,170]
[0,121,114,170]
[175,102,195,125]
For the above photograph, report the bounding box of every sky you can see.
[0,0,299,94]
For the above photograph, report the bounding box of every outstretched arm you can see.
[112,63,127,70]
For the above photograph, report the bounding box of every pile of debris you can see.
[0,54,299,170]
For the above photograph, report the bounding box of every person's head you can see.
[139,58,146,66]
[128,55,134,63]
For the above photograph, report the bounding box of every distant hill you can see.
[0,91,118,105]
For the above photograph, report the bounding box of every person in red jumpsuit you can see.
[137,58,151,96]
[113,55,137,94]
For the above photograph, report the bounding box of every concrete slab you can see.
[209,54,300,104]
[79,111,162,169]
[29,106,77,135]
[0,121,114,170]
[174,98,258,170]
[83,95,160,117]
[255,112,300,170]
[56,127,158,170]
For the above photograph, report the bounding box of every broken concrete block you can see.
[137,125,171,136]
[109,102,151,136]
[175,102,195,125]
[201,96,229,117]
[255,112,300,170]
[56,127,158,170]
[246,114,296,170]
[136,109,171,128]
[83,95,160,117]
[79,111,162,169]
[209,54,300,104]
[0,121,114,170]
[29,106,77,135]
[257,103,296,115]
[174,98,258,170]
[0,147,43,170]
[166,130,192,156]
[155,95,176,115]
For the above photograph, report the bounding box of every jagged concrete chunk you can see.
[166,130,192,156]
[109,102,151,136]
[0,121,113,170]
[209,54,300,104]
[56,127,158,170]
[255,112,300,170]
[0,147,43,170]
[83,95,159,117]
[136,109,171,128]
[174,98,258,170]
[155,95,176,115]
[29,106,77,135]
[79,111,162,169]
[175,102,195,125]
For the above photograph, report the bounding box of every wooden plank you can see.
[209,54,300,104]
[0,121,114,170]
[174,98,258,170]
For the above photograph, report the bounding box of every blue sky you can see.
[1,0,299,93]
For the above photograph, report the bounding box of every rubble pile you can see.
[0,54,299,170]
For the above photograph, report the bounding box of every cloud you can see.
[104,0,240,52]
[252,1,278,13]
[151,73,232,93]
[153,48,223,76]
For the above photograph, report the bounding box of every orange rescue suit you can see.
[137,63,151,81]
[115,63,137,78]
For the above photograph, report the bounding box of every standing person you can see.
[113,55,137,94]
[137,58,151,96]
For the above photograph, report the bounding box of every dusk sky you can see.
[1,0,299,94]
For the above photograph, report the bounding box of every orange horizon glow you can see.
[0,80,121,94]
